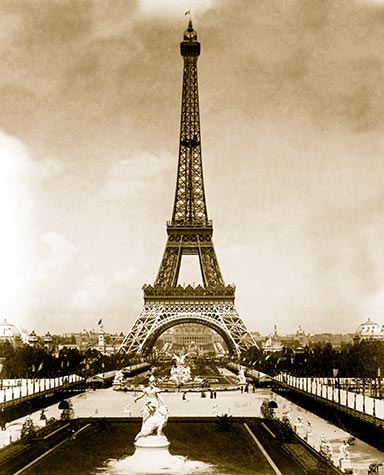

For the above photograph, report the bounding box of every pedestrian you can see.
[213,391,217,399]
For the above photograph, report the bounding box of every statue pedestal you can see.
[128,435,185,473]
[339,458,352,473]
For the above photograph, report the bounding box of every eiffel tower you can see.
[118,21,256,357]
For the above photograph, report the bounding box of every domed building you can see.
[354,318,384,342]
[295,325,310,346]
[0,319,22,348]
[28,330,39,347]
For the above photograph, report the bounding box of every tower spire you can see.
[172,21,206,226]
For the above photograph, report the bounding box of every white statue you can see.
[135,401,168,440]
[108,375,185,474]
[173,354,187,365]
[281,404,293,430]
[237,366,247,386]
[113,370,125,389]
[294,416,305,438]
[304,419,313,445]
[338,440,352,471]
[134,376,169,440]
[319,433,333,462]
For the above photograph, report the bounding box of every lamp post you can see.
[333,368,339,404]
[378,367,381,400]
[32,364,36,395]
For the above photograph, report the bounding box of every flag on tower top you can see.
[185,10,190,16]
[98,318,102,325]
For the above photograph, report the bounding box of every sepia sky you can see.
[1,0,384,337]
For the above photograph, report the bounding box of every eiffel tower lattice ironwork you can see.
[118,21,256,356]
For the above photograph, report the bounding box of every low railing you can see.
[0,374,84,409]
[274,373,384,423]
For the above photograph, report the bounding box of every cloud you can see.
[358,0,384,4]
[137,0,217,18]
[29,157,63,180]
[1,0,383,141]
[0,131,36,325]
[38,231,77,279]
[365,287,384,318]
[0,129,70,330]
[92,1,137,39]
[0,11,23,46]
[69,276,107,313]
[102,149,174,202]
[1,0,93,46]
[200,0,384,133]
[1,0,384,335]
[113,268,137,284]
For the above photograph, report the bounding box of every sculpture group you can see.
[134,376,169,441]
[169,354,192,386]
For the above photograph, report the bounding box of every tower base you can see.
[118,301,256,355]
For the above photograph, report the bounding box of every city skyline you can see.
[1,0,384,336]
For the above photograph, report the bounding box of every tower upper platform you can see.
[180,20,200,57]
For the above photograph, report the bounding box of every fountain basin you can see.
[111,435,185,474]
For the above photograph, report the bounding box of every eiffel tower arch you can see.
[118,21,256,357]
